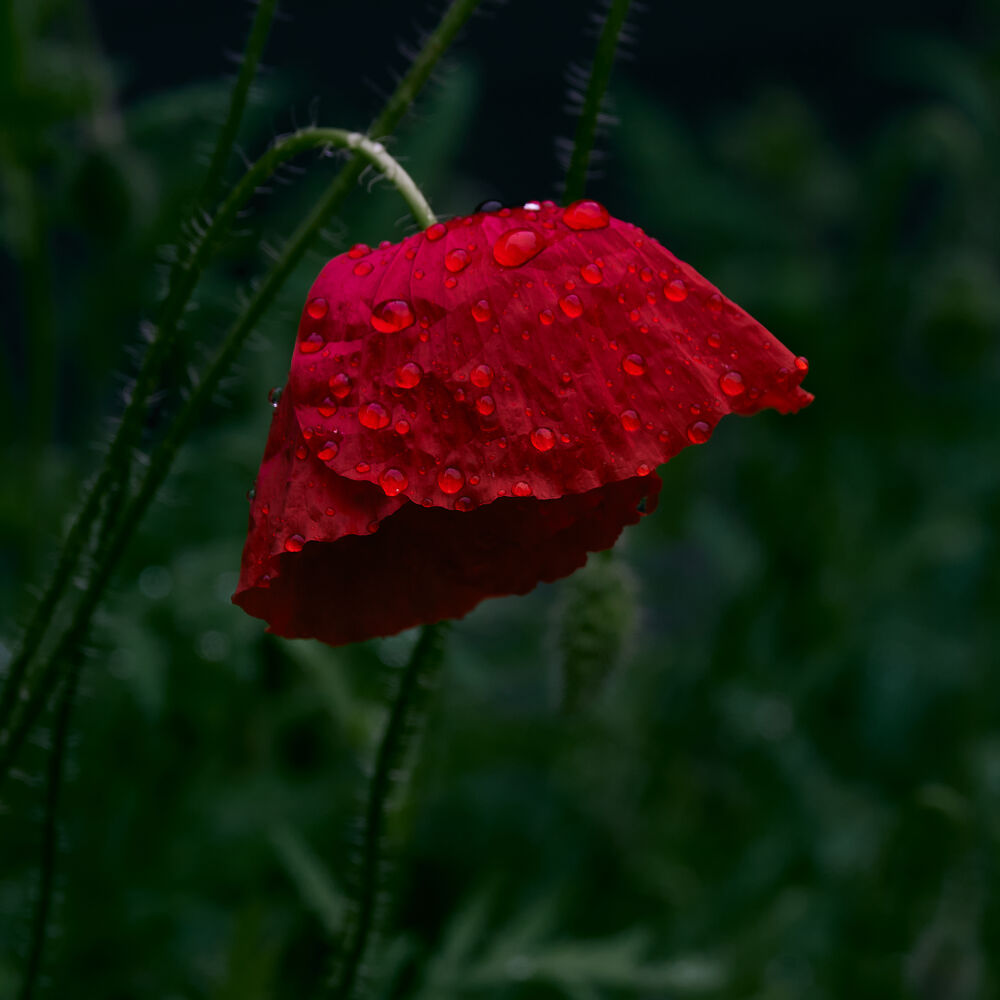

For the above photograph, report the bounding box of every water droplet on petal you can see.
[306,296,328,319]
[356,462,371,474]
[284,534,305,552]
[539,308,555,325]
[353,261,373,276]
[395,361,422,388]
[620,409,641,432]
[523,201,542,211]
[707,332,721,349]
[562,200,610,230]
[379,468,408,496]
[438,467,465,494]
[707,292,723,313]
[471,299,492,322]
[454,496,474,512]
[530,427,555,451]
[493,228,544,267]
[268,386,283,408]
[317,440,339,461]
[299,332,325,354]
[664,279,688,302]
[295,445,308,460]
[359,401,390,430]
[371,299,415,333]
[444,248,470,273]
[476,199,504,213]
[719,370,746,397]
[623,353,646,376]
[347,243,371,258]
[636,463,651,477]
[476,394,495,416]
[687,420,712,444]
[425,222,447,241]
[558,294,583,318]
[395,419,410,434]
[329,373,352,399]
[579,262,602,285]
[795,355,809,372]
[470,363,494,388]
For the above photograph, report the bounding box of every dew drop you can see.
[317,440,339,461]
[425,222,447,241]
[539,308,555,325]
[325,507,336,516]
[620,409,641,432]
[636,463,651,477]
[707,332,721,349]
[719,370,746,397]
[356,462,371,473]
[687,420,712,444]
[353,261,373,276]
[371,299,415,334]
[512,480,532,496]
[329,372,352,399]
[306,296,328,319]
[623,353,646,376]
[562,199,610,230]
[299,331,325,354]
[395,419,410,434]
[268,386,283,408]
[470,363,494,388]
[795,355,809,372]
[707,292,723,313]
[640,267,653,282]
[359,401,390,430]
[438,467,465,494]
[347,243,370,259]
[454,496,474,512]
[471,299,492,322]
[444,276,458,289]
[493,228,544,267]
[558,294,583,318]
[579,262,602,285]
[476,394,496,416]
[295,445,307,460]
[379,467,408,497]
[664,279,688,302]
[395,361,423,388]
[284,534,305,553]
[530,426,555,451]
[444,248,470,273]
[475,199,504,213]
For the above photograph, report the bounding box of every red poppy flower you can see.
[233,199,812,646]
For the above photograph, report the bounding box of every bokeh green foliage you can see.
[1,3,999,998]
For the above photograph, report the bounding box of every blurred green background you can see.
[1,0,998,996]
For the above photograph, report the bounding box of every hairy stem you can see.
[16,658,80,1000]
[563,0,633,202]
[0,128,431,748]
[331,623,449,1000]
[199,0,279,206]
[0,131,434,784]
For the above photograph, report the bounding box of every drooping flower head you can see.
[233,200,812,645]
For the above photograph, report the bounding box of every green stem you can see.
[562,0,633,203]
[0,132,434,784]
[199,0,279,206]
[16,658,80,1000]
[331,624,449,1000]
[1,0,480,732]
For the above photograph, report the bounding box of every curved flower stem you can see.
[563,0,633,203]
[16,657,80,1000]
[331,623,449,1000]
[0,130,433,750]
[199,0,279,207]
[0,132,434,786]
[0,0,480,731]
